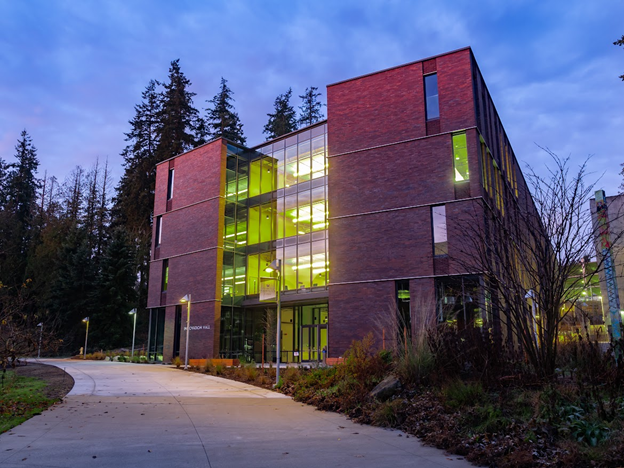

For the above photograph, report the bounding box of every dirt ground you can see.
[12,361,74,400]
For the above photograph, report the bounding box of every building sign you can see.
[183,325,211,331]
[259,277,276,302]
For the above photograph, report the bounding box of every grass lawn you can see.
[0,370,54,434]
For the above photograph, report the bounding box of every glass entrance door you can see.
[300,324,327,362]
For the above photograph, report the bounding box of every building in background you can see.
[146,47,535,363]
[590,193,624,338]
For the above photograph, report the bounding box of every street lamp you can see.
[82,317,90,359]
[265,259,282,386]
[129,309,137,358]
[37,322,43,359]
[180,294,191,370]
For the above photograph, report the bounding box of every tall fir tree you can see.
[111,80,162,347]
[263,88,297,139]
[0,130,40,286]
[156,59,203,160]
[298,87,324,128]
[90,228,137,350]
[205,77,246,145]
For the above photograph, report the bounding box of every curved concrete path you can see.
[0,360,473,468]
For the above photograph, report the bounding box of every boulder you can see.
[370,375,401,401]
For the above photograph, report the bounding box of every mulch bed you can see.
[11,362,74,401]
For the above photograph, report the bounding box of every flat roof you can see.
[327,46,472,88]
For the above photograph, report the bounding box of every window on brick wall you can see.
[161,259,169,292]
[424,74,439,120]
[155,216,162,247]
[167,168,175,200]
[452,133,469,182]
[432,205,448,256]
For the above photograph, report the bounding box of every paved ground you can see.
[0,360,473,468]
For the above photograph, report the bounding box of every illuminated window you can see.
[432,205,448,256]
[452,133,469,182]
[161,259,169,292]
[166,169,174,200]
[155,216,162,246]
[424,74,439,120]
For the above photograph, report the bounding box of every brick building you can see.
[146,47,532,363]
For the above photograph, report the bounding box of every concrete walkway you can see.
[0,360,473,468]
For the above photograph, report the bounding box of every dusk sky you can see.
[1,1,623,197]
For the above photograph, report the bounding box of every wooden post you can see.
[262,333,265,368]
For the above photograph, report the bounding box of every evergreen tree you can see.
[47,233,98,352]
[91,228,137,350]
[156,59,202,160]
[205,77,246,145]
[0,156,8,208]
[112,80,162,334]
[298,87,324,128]
[6,130,40,231]
[263,88,297,139]
[0,131,40,286]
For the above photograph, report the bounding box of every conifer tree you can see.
[205,77,246,145]
[298,87,324,128]
[0,131,40,286]
[263,88,297,139]
[91,228,137,350]
[156,59,202,160]
[6,130,40,230]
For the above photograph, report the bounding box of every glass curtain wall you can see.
[219,124,329,359]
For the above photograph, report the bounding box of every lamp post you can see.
[265,259,282,386]
[180,294,191,370]
[129,309,137,358]
[82,317,90,359]
[36,322,43,359]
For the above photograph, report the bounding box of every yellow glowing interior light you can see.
[223,276,234,280]
[225,233,236,238]
[455,169,465,181]
[298,231,305,235]
[311,261,327,268]
[313,223,327,229]
[234,281,245,285]
[237,188,248,194]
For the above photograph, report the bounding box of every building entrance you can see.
[300,324,327,362]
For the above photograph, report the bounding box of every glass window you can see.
[260,202,274,243]
[167,168,174,200]
[260,158,275,194]
[424,74,439,120]
[452,133,469,182]
[155,216,162,246]
[246,254,259,295]
[297,243,312,288]
[248,205,260,245]
[284,194,298,238]
[283,245,297,291]
[161,259,169,292]
[432,205,448,256]
[311,240,327,287]
[249,159,262,198]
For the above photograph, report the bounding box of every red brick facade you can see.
[148,47,530,362]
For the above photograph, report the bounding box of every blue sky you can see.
[1,0,623,196]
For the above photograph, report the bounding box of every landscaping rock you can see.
[370,375,401,401]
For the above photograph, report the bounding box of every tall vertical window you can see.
[155,216,162,246]
[161,259,169,292]
[424,73,439,120]
[432,205,448,256]
[452,133,469,181]
[167,168,175,200]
